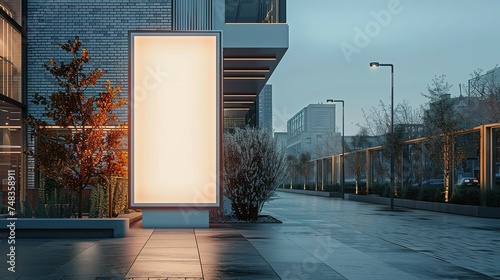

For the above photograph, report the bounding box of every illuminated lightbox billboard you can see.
[129,31,221,207]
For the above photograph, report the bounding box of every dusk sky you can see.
[269,0,500,135]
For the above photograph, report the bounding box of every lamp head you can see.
[326,99,334,103]
[370,62,380,67]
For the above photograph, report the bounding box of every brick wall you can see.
[27,0,172,188]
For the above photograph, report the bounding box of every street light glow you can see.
[370,62,380,67]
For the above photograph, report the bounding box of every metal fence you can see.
[287,124,500,195]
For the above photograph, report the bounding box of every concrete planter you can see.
[278,188,342,198]
[344,194,389,205]
[345,194,500,218]
[0,218,129,238]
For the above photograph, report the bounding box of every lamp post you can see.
[327,99,344,199]
[370,62,394,210]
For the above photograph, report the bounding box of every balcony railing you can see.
[225,0,286,23]
[172,0,214,30]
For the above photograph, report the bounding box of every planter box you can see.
[344,194,389,205]
[0,218,129,238]
[277,188,342,198]
[345,194,500,218]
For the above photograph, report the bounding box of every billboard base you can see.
[141,209,209,228]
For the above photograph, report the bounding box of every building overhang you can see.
[220,23,289,115]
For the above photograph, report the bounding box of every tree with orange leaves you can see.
[28,36,127,218]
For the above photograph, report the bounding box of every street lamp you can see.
[370,61,395,210]
[326,99,344,199]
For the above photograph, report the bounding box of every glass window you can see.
[0,100,21,149]
[0,15,21,102]
[0,101,21,204]
[226,0,279,23]
[0,1,21,25]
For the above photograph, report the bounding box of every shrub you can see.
[0,204,8,214]
[343,184,356,194]
[401,185,419,200]
[22,200,33,218]
[112,179,128,217]
[450,186,481,205]
[89,184,109,218]
[484,188,500,207]
[369,183,388,196]
[223,127,287,221]
[15,196,23,218]
[46,202,59,218]
[209,207,227,223]
[44,178,61,203]
[418,185,445,202]
[324,184,339,192]
[305,184,316,191]
[34,197,48,218]
[45,191,61,218]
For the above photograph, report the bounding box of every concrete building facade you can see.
[273,131,287,151]
[286,103,338,158]
[257,84,272,130]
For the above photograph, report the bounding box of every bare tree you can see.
[345,128,370,194]
[223,127,287,221]
[467,68,500,124]
[361,99,423,191]
[421,75,465,202]
[298,152,311,189]
[312,131,342,159]
[286,154,299,188]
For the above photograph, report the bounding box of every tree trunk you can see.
[78,187,83,218]
[355,177,359,194]
[443,135,451,202]
[108,179,114,218]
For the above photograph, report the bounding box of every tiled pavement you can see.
[1,191,500,279]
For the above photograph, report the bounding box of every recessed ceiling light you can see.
[224,69,270,73]
[224,101,254,104]
[224,57,276,61]
[223,108,250,111]
[224,77,266,80]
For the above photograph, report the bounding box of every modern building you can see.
[0,1,25,204]
[286,103,338,158]
[343,135,380,151]
[465,66,500,125]
[273,131,287,151]
[257,84,272,130]
[22,0,289,193]
[469,66,500,93]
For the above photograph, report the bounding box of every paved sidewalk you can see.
[1,191,499,279]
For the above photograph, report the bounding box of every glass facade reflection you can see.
[0,101,21,204]
[0,14,21,102]
[0,0,23,202]
[0,0,22,25]
[226,0,282,23]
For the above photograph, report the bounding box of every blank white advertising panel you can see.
[129,31,221,207]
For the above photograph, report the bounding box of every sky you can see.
[268,0,500,135]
